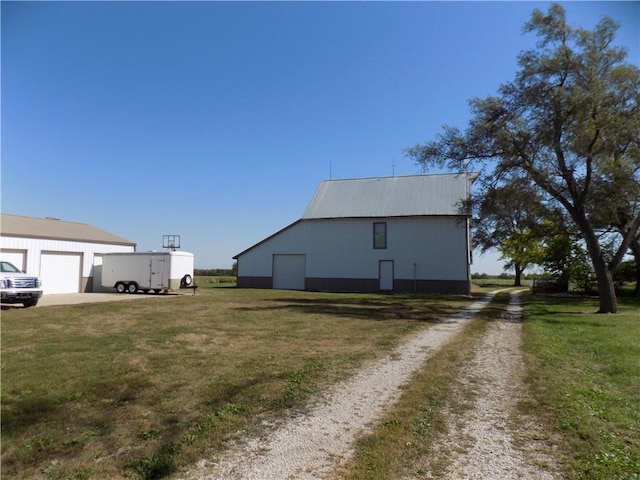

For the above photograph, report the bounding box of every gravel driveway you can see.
[177,290,559,480]
[433,290,561,479]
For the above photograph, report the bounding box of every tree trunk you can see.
[514,263,523,287]
[565,206,619,313]
[594,266,618,313]
[584,234,618,313]
[629,238,640,298]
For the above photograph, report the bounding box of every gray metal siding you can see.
[237,217,468,282]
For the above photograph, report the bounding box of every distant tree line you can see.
[195,262,237,277]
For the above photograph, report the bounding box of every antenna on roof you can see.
[329,161,332,180]
[392,158,397,177]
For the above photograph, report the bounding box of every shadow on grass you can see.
[234,295,474,324]
[126,444,178,480]
[1,375,151,439]
[1,394,60,435]
[1,304,28,310]
[524,295,640,324]
[531,315,618,328]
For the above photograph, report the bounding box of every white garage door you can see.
[272,254,306,290]
[40,252,82,294]
[1,250,26,271]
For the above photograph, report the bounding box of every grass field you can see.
[2,287,638,479]
[522,294,640,479]
[192,276,236,288]
[1,288,469,479]
[471,278,521,292]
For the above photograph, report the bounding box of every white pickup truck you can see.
[1,260,43,308]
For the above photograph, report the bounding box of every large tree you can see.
[588,150,640,297]
[474,176,547,286]
[407,4,640,313]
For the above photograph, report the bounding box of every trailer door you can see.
[150,257,166,288]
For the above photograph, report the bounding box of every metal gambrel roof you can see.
[302,173,477,219]
[0,213,136,246]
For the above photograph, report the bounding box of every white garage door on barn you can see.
[40,252,82,294]
[272,254,306,290]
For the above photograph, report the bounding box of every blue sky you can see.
[2,1,638,273]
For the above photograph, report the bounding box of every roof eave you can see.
[0,232,136,247]
[233,219,302,259]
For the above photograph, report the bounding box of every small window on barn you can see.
[373,222,387,249]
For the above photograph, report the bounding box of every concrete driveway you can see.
[35,292,184,307]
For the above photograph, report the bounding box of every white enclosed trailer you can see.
[101,251,194,293]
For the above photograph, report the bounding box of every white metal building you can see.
[234,173,477,295]
[0,214,135,294]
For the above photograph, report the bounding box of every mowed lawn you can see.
[1,287,470,480]
[522,294,640,479]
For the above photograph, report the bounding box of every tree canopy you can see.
[473,176,548,286]
[406,4,640,313]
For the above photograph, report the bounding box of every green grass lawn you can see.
[1,288,469,480]
[193,275,236,288]
[472,278,522,292]
[522,294,640,479]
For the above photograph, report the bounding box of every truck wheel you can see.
[127,283,138,294]
[115,282,126,294]
[22,299,38,308]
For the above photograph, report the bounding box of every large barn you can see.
[0,213,135,294]
[234,173,477,295]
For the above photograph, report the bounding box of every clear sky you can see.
[2,1,638,273]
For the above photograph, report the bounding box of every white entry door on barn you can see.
[379,260,394,291]
[40,252,82,294]
[272,254,306,290]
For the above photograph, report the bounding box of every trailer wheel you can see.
[180,274,193,288]
[153,289,162,294]
[127,283,138,294]
[115,282,126,294]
